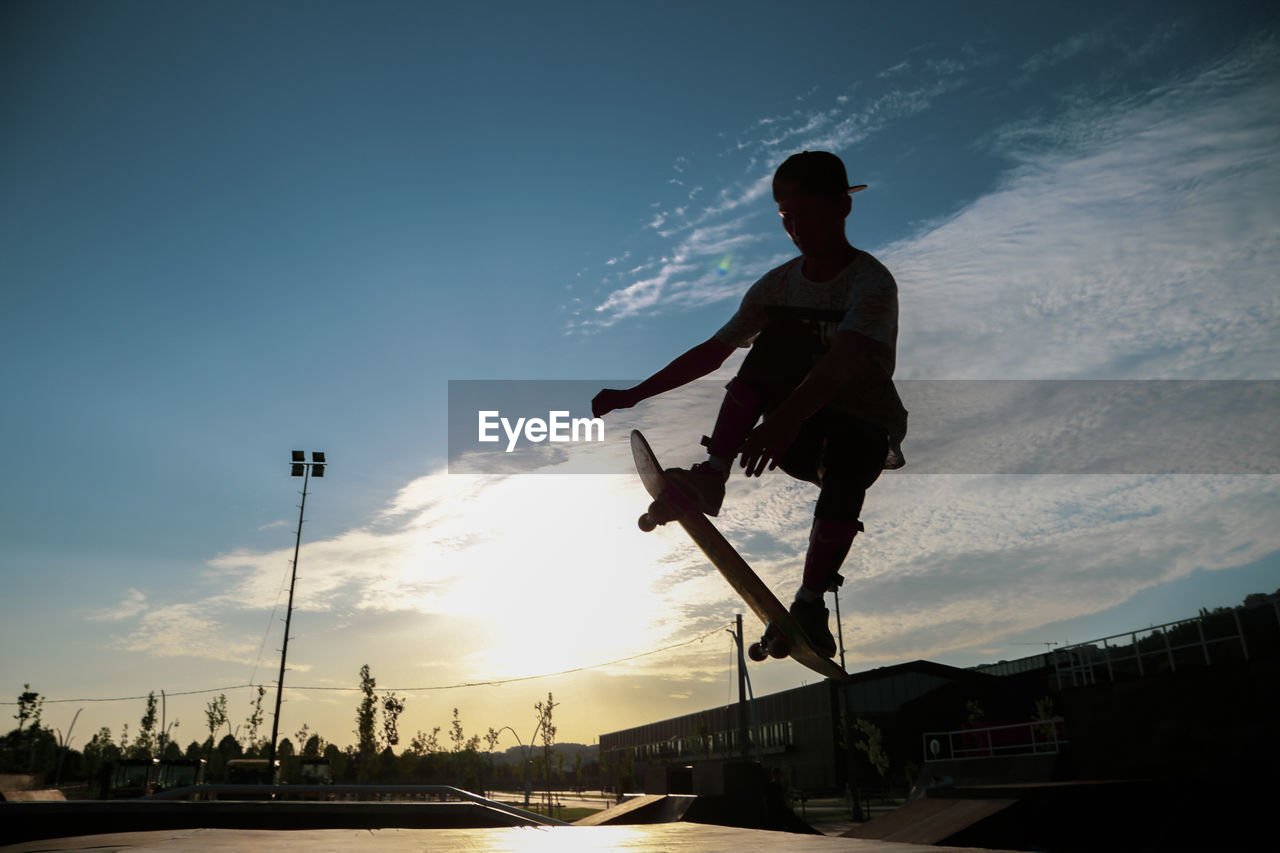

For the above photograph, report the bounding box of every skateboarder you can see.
[593,151,907,658]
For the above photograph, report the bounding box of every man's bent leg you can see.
[665,377,762,516]
[705,377,762,467]
[789,417,887,658]
[798,518,864,600]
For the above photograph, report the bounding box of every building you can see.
[600,660,1017,796]
[600,597,1280,798]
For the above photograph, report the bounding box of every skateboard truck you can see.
[748,623,792,661]
[638,498,681,532]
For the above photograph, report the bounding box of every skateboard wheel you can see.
[748,642,766,662]
[638,513,657,532]
[647,499,678,525]
[769,640,790,660]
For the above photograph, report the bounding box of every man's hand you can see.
[592,388,638,419]
[738,413,802,477]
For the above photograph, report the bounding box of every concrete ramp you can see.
[0,789,67,802]
[842,797,1017,845]
[574,794,696,826]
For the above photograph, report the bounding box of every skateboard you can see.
[631,429,850,682]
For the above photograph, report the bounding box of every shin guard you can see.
[801,518,863,596]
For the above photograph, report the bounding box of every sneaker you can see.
[789,598,837,658]
[664,461,728,516]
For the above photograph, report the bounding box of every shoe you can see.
[789,598,837,658]
[664,461,727,516]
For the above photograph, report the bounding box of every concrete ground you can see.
[2,825,1018,852]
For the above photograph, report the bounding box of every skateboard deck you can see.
[631,429,850,682]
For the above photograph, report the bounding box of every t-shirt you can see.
[714,251,907,468]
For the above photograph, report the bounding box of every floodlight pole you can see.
[267,451,324,778]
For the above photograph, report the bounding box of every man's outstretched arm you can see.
[592,337,735,418]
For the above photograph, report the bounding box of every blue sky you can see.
[2,0,1277,748]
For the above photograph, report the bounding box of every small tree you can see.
[382,692,405,748]
[83,727,120,787]
[853,718,890,781]
[408,727,440,757]
[354,665,379,780]
[534,693,558,798]
[302,733,325,758]
[204,694,228,758]
[244,686,266,754]
[131,692,158,758]
[14,684,42,733]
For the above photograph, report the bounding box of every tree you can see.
[244,686,266,755]
[6,684,47,773]
[276,737,297,781]
[535,693,558,794]
[382,692,405,748]
[14,684,42,733]
[853,718,889,781]
[216,733,242,763]
[131,692,158,758]
[302,733,325,758]
[407,727,440,757]
[450,708,464,752]
[354,665,380,779]
[204,694,228,758]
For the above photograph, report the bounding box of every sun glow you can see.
[428,475,684,677]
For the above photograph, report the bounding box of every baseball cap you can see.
[772,151,867,200]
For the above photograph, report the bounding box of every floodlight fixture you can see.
[270,448,327,775]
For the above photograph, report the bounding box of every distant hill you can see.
[490,742,598,765]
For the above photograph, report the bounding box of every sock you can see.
[795,585,824,604]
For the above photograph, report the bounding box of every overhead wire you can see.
[1,623,732,704]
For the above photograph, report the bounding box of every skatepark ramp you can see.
[841,796,1018,845]
[2,785,567,844]
[843,779,1267,851]
[574,794,696,826]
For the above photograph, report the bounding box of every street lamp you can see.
[267,450,326,778]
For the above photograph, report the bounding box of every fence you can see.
[1052,598,1280,688]
[922,718,1067,763]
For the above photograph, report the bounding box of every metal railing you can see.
[141,784,569,826]
[922,718,1067,763]
[1051,598,1279,688]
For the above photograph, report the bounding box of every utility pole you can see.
[736,614,748,761]
[267,450,325,778]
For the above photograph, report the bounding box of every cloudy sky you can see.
[3,0,1277,750]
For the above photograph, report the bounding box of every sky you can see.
[2,0,1278,753]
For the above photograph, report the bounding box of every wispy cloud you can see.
[110,602,259,664]
[1016,26,1120,84]
[890,40,1280,379]
[89,588,148,621]
[582,49,981,331]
